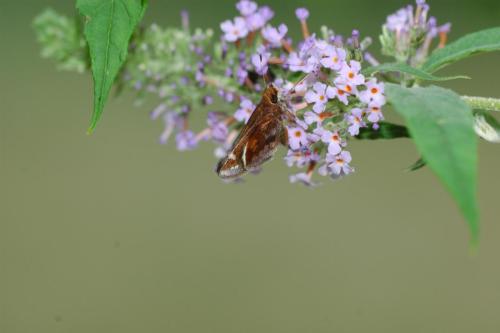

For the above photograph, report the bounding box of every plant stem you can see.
[462,96,500,112]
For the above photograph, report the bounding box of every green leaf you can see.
[386,84,479,245]
[405,157,426,172]
[77,0,148,133]
[422,27,500,73]
[473,111,500,143]
[363,63,469,81]
[356,122,409,140]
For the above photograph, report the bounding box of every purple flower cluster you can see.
[280,33,386,185]
[382,0,451,65]
[157,0,388,185]
[221,0,274,42]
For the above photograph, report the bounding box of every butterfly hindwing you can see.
[216,85,288,179]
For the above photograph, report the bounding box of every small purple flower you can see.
[337,60,365,87]
[213,127,229,143]
[319,128,343,155]
[234,98,256,123]
[203,95,214,105]
[366,104,384,123]
[150,103,167,120]
[245,6,274,31]
[262,24,288,48]
[287,52,316,73]
[258,6,274,21]
[175,130,198,151]
[346,108,366,136]
[319,151,353,177]
[236,66,249,84]
[385,6,413,32]
[210,119,229,142]
[221,17,249,42]
[289,172,318,187]
[159,112,181,144]
[327,85,349,105]
[350,29,360,48]
[359,79,386,106]
[438,22,451,34]
[304,82,333,113]
[304,111,321,126]
[224,91,235,103]
[295,8,309,21]
[284,148,319,168]
[251,45,270,76]
[181,10,190,31]
[195,71,205,86]
[236,0,258,16]
[320,45,347,71]
[287,126,308,150]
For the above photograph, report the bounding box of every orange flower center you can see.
[371,88,378,94]
[319,95,325,101]
[294,130,302,137]
[348,72,355,79]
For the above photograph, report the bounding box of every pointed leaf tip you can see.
[77,0,148,131]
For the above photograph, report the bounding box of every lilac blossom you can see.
[287,51,317,73]
[319,151,353,177]
[234,99,256,123]
[326,85,349,105]
[261,24,288,47]
[159,112,182,144]
[236,0,258,16]
[303,111,321,126]
[175,130,198,151]
[220,17,249,42]
[346,108,366,136]
[287,126,308,150]
[236,66,249,84]
[366,105,384,123]
[337,60,365,87]
[319,128,344,155]
[207,112,229,142]
[246,6,274,31]
[289,172,318,187]
[305,82,332,113]
[251,45,270,75]
[295,8,309,21]
[320,45,346,71]
[285,148,319,168]
[150,103,167,120]
[359,79,386,106]
[383,0,451,64]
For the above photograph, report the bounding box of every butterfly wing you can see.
[216,85,287,179]
[242,109,284,171]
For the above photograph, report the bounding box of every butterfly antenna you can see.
[263,72,270,86]
[289,73,310,95]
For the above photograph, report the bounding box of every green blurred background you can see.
[1,0,500,332]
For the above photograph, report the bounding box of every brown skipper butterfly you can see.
[216,84,294,179]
